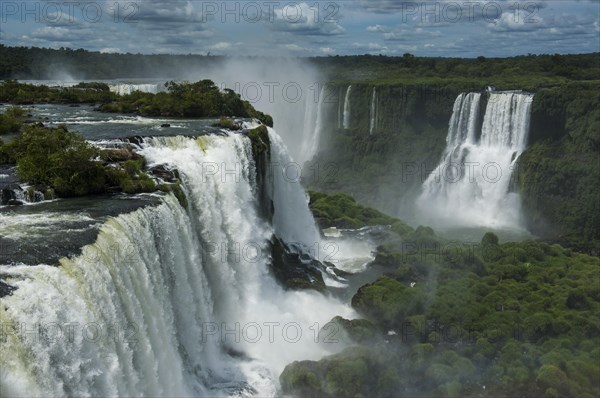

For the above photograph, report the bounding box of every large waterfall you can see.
[369,87,377,135]
[0,131,354,397]
[342,85,352,129]
[298,86,326,165]
[419,91,534,230]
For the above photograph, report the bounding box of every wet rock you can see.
[149,165,178,182]
[0,280,16,298]
[269,237,326,292]
[1,184,23,205]
[160,123,171,128]
[101,148,142,162]
[126,136,145,146]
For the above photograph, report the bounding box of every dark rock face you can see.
[1,184,24,205]
[247,125,273,222]
[0,280,16,298]
[125,136,145,146]
[101,148,142,162]
[149,165,179,183]
[269,237,328,292]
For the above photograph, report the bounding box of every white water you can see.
[0,131,355,397]
[108,83,165,96]
[369,87,377,135]
[298,85,326,165]
[268,130,321,249]
[342,85,352,129]
[419,91,534,230]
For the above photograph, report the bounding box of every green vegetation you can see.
[157,182,188,208]
[0,122,181,200]
[305,82,474,218]
[1,124,106,196]
[98,80,273,126]
[0,80,117,104]
[216,117,240,130]
[2,45,597,88]
[0,106,26,135]
[519,82,600,253]
[306,75,599,254]
[315,53,600,89]
[247,125,270,160]
[0,45,225,80]
[0,79,273,126]
[0,106,266,205]
[283,196,600,398]
[308,190,411,234]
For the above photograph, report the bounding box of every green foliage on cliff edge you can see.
[520,81,600,252]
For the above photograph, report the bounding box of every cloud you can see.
[154,29,213,45]
[353,0,416,13]
[368,42,388,51]
[282,43,308,52]
[126,0,203,24]
[351,41,393,54]
[266,2,346,36]
[366,25,390,33]
[382,27,442,41]
[490,9,544,32]
[30,26,89,42]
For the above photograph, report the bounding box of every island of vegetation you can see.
[0,79,273,127]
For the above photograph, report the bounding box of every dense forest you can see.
[1,45,598,84]
[277,192,600,398]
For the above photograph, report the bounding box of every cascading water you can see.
[108,83,165,96]
[369,87,377,135]
[0,130,355,397]
[342,85,352,129]
[269,131,321,248]
[298,85,326,165]
[419,91,534,230]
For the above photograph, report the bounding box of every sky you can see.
[0,0,599,57]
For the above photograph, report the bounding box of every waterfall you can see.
[419,91,534,230]
[299,85,325,165]
[0,131,354,397]
[342,85,352,129]
[369,87,377,135]
[337,88,344,129]
[108,83,165,96]
[268,130,321,250]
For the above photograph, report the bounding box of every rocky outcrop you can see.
[0,280,16,298]
[269,237,327,292]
